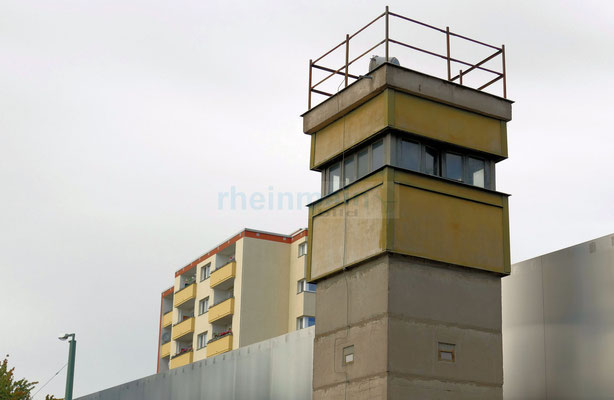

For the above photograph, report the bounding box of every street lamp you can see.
[58,333,76,400]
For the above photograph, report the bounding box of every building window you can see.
[344,157,356,186]
[200,263,211,281]
[329,162,341,193]
[297,316,316,330]
[438,342,455,362]
[398,139,421,171]
[197,332,208,349]
[298,242,307,257]
[297,279,316,293]
[323,138,387,195]
[343,345,355,365]
[322,133,494,195]
[199,297,209,315]
[425,146,439,176]
[371,139,384,170]
[444,152,463,181]
[357,148,369,179]
[467,156,485,188]
[393,135,493,189]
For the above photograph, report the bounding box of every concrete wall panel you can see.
[312,92,387,169]
[388,258,501,331]
[239,238,291,347]
[392,91,506,158]
[393,182,507,273]
[388,318,503,385]
[313,319,388,389]
[503,234,614,400]
[313,375,387,400]
[76,327,314,400]
[314,257,389,335]
[388,375,502,400]
[311,203,346,280]
[310,185,385,281]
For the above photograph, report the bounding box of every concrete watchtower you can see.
[303,8,512,399]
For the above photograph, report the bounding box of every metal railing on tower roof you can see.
[308,6,507,110]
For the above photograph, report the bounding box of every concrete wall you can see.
[387,255,502,399]
[311,91,388,168]
[238,237,290,347]
[79,327,314,400]
[392,170,510,273]
[313,254,503,400]
[502,233,614,399]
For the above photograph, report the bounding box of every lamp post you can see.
[58,333,76,400]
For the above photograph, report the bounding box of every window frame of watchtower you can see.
[391,132,496,190]
[321,133,391,196]
[321,131,497,194]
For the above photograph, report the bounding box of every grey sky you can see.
[1,0,612,397]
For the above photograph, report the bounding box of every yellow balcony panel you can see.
[172,317,195,341]
[160,342,170,358]
[210,261,236,289]
[208,298,234,324]
[162,311,172,328]
[206,334,233,358]
[173,283,196,308]
[170,351,193,369]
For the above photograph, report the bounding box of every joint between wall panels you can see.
[386,313,501,335]
[306,207,314,282]
[501,196,511,274]
[383,167,396,252]
[386,88,395,127]
[313,372,389,392]
[314,312,390,339]
[387,372,503,388]
[500,120,508,158]
[314,311,500,339]
[390,247,506,275]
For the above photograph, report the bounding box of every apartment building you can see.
[156,228,314,372]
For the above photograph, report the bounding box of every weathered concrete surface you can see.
[313,254,503,399]
[388,256,502,332]
[303,63,512,134]
[502,233,614,400]
[388,375,501,399]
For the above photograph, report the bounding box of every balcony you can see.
[160,342,170,358]
[208,298,234,324]
[206,334,233,358]
[210,261,236,290]
[170,350,193,369]
[172,317,195,341]
[162,311,173,328]
[174,283,196,308]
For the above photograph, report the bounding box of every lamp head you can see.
[58,333,74,341]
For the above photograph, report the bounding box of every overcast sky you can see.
[1,0,613,397]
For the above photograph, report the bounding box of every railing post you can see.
[385,6,389,60]
[308,59,313,109]
[501,44,507,98]
[345,34,350,88]
[459,69,463,85]
[446,26,451,81]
